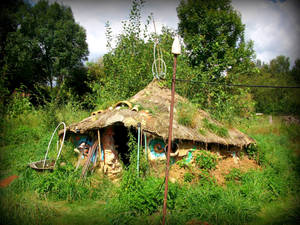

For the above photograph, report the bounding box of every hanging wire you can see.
[158,77,300,89]
[173,78,300,89]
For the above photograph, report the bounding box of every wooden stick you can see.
[81,141,97,179]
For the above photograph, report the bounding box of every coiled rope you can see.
[152,17,166,80]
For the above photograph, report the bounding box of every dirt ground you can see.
[186,219,212,225]
[211,156,259,185]
[151,154,259,185]
[0,175,18,188]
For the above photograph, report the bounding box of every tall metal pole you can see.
[162,36,181,225]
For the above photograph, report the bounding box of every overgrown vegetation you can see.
[177,101,198,128]
[195,150,218,170]
[202,118,229,137]
[1,83,300,225]
[1,0,300,224]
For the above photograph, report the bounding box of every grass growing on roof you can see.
[202,118,229,137]
[177,101,198,128]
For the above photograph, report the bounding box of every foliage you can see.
[237,56,300,114]
[115,130,179,216]
[246,144,259,161]
[176,158,191,169]
[225,168,243,182]
[291,58,300,84]
[0,0,25,69]
[6,88,33,118]
[177,101,197,127]
[177,0,254,74]
[195,150,218,170]
[202,118,229,137]
[184,172,195,182]
[3,0,88,99]
[28,163,107,202]
[176,0,256,121]
[1,99,300,225]
[120,130,149,189]
[86,0,177,111]
[101,0,153,102]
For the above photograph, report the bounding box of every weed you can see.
[40,100,59,129]
[246,144,259,161]
[177,101,198,128]
[198,127,207,135]
[176,158,191,169]
[195,150,218,170]
[184,172,195,182]
[225,168,243,182]
[202,118,229,137]
[120,131,149,190]
[6,88,33,118]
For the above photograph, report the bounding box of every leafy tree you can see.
[176,0,256,120]
[269,55,290,76]
[0,0,25,69]
[101,0,153,102]
[177,0,255,78]
[237,55,300,114]
[291,58,300,84]
[84,0,179,110]
[0,0,26,108]
[3,0,88,96]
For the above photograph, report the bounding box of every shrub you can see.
[6,91,33,118]
[184,172,195,182]
[246,144,259,161]
[176,158,191,169]
[30,163,106,202]
[195,150,218,170]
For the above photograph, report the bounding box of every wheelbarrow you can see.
[29,122,66,171]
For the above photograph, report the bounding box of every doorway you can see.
[112,123,130,166]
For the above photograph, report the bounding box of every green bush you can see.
[184,172,195,182]
[195,150,218,170]
[6,91,33,118]
[28,163,107,202]
[176,158,191,169]
[246,144,258,160]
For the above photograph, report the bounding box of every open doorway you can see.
[112,123,130,166]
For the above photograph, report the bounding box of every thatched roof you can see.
[59,80,255,148]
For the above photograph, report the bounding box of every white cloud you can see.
[232,0,300,65]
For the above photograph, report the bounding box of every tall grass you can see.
[177,102,198,128]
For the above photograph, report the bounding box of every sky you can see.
[44,0,300,66]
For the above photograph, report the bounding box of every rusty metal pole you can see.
[162,36,181,225]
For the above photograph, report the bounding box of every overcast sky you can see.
[44,0,300,66]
